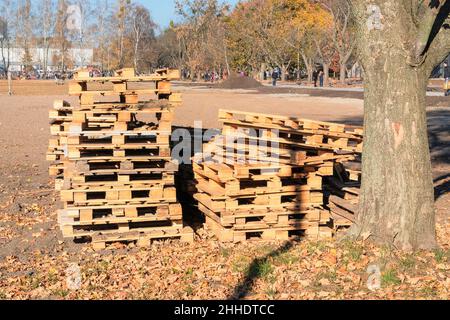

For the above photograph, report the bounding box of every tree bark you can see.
[301,53,313,83]
[349,66,436,250]
[339,62,346,83]
[281,65,288,81]
[348,0,440,250]
[323,63,330,86]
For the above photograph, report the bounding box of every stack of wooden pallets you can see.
[47,68,193,250]
[325,162,361,232]
[192,109,363,242]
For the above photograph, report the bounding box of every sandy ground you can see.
[0,82,448,299]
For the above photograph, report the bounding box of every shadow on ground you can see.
[227,240,296,300]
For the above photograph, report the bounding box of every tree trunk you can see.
[348,0,441,251]
[301,53,313,83]
[323,63,329,86]
[349,56,436,251]
[281,65,288,81]
[339,62,346,83]
[341,0,442,250]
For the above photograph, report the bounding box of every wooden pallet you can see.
[219,109,363,136]
[90,226,194,251]
[73,68,180,82]
[192,158,334,180]
[60,186,176,205]
[49,69,185,249]
[193,173,322,197]
[194,190,323,212]
[58,203,182,226]
[71,93,182,111]
[65,145,171,161]
[56,173,174,192]
[221,125,362,153]
[69,159,177,174]
[66,109,173,124]
[64,171,174,186]
[61,216,186,239]
[49,159,176,177]
[51,121,172,136]
[204,215,331,243]
[198,202,330,227]
[208,138,356,166]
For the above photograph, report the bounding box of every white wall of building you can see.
[1,47,93,71]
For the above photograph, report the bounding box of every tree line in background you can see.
[0,0,357,83]
[170,0,357,84]
[0,0,157,77]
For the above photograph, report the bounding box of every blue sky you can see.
[137,0,240,31]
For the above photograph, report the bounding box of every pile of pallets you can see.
[324,162,361,232]
[47,68,193,250]
[192,109,363,242]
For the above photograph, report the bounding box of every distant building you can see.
[0,47,94,72]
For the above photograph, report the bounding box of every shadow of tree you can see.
[228,240,296,300]
[435,173,450,201]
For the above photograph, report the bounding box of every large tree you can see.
[321,0,356,83]
[128,4,156,72]
[348,0,449,250]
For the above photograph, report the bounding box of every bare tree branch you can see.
[413,0,446,59]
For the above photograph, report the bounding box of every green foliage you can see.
[248,259,274,279]
[381,269,401,286]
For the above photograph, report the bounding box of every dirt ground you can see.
[0,81,448,300]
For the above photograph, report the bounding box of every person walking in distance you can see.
[444,62,449,96]
[313,69,318,87]
[272,69,279,86]
[319,70,324,87]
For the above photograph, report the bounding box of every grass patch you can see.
[185,285,194,296]
[341,241,364,262]
[248,259,274,279]
[185,267,194,277]
[306,241,327,255]
[399,255,416,270]
[52,289,69,298]
[273,251,299,266]
[255,244,278,255]
[26,273,42,290]
[219,247,232,258]
[381,269,401,286]
[47,270,59,284]
[265,287,277,299]
[433,249,448,263]
[419,286,437,299]
[98,260,109,271]
[313,270,337,288]
[231,256,252,273]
